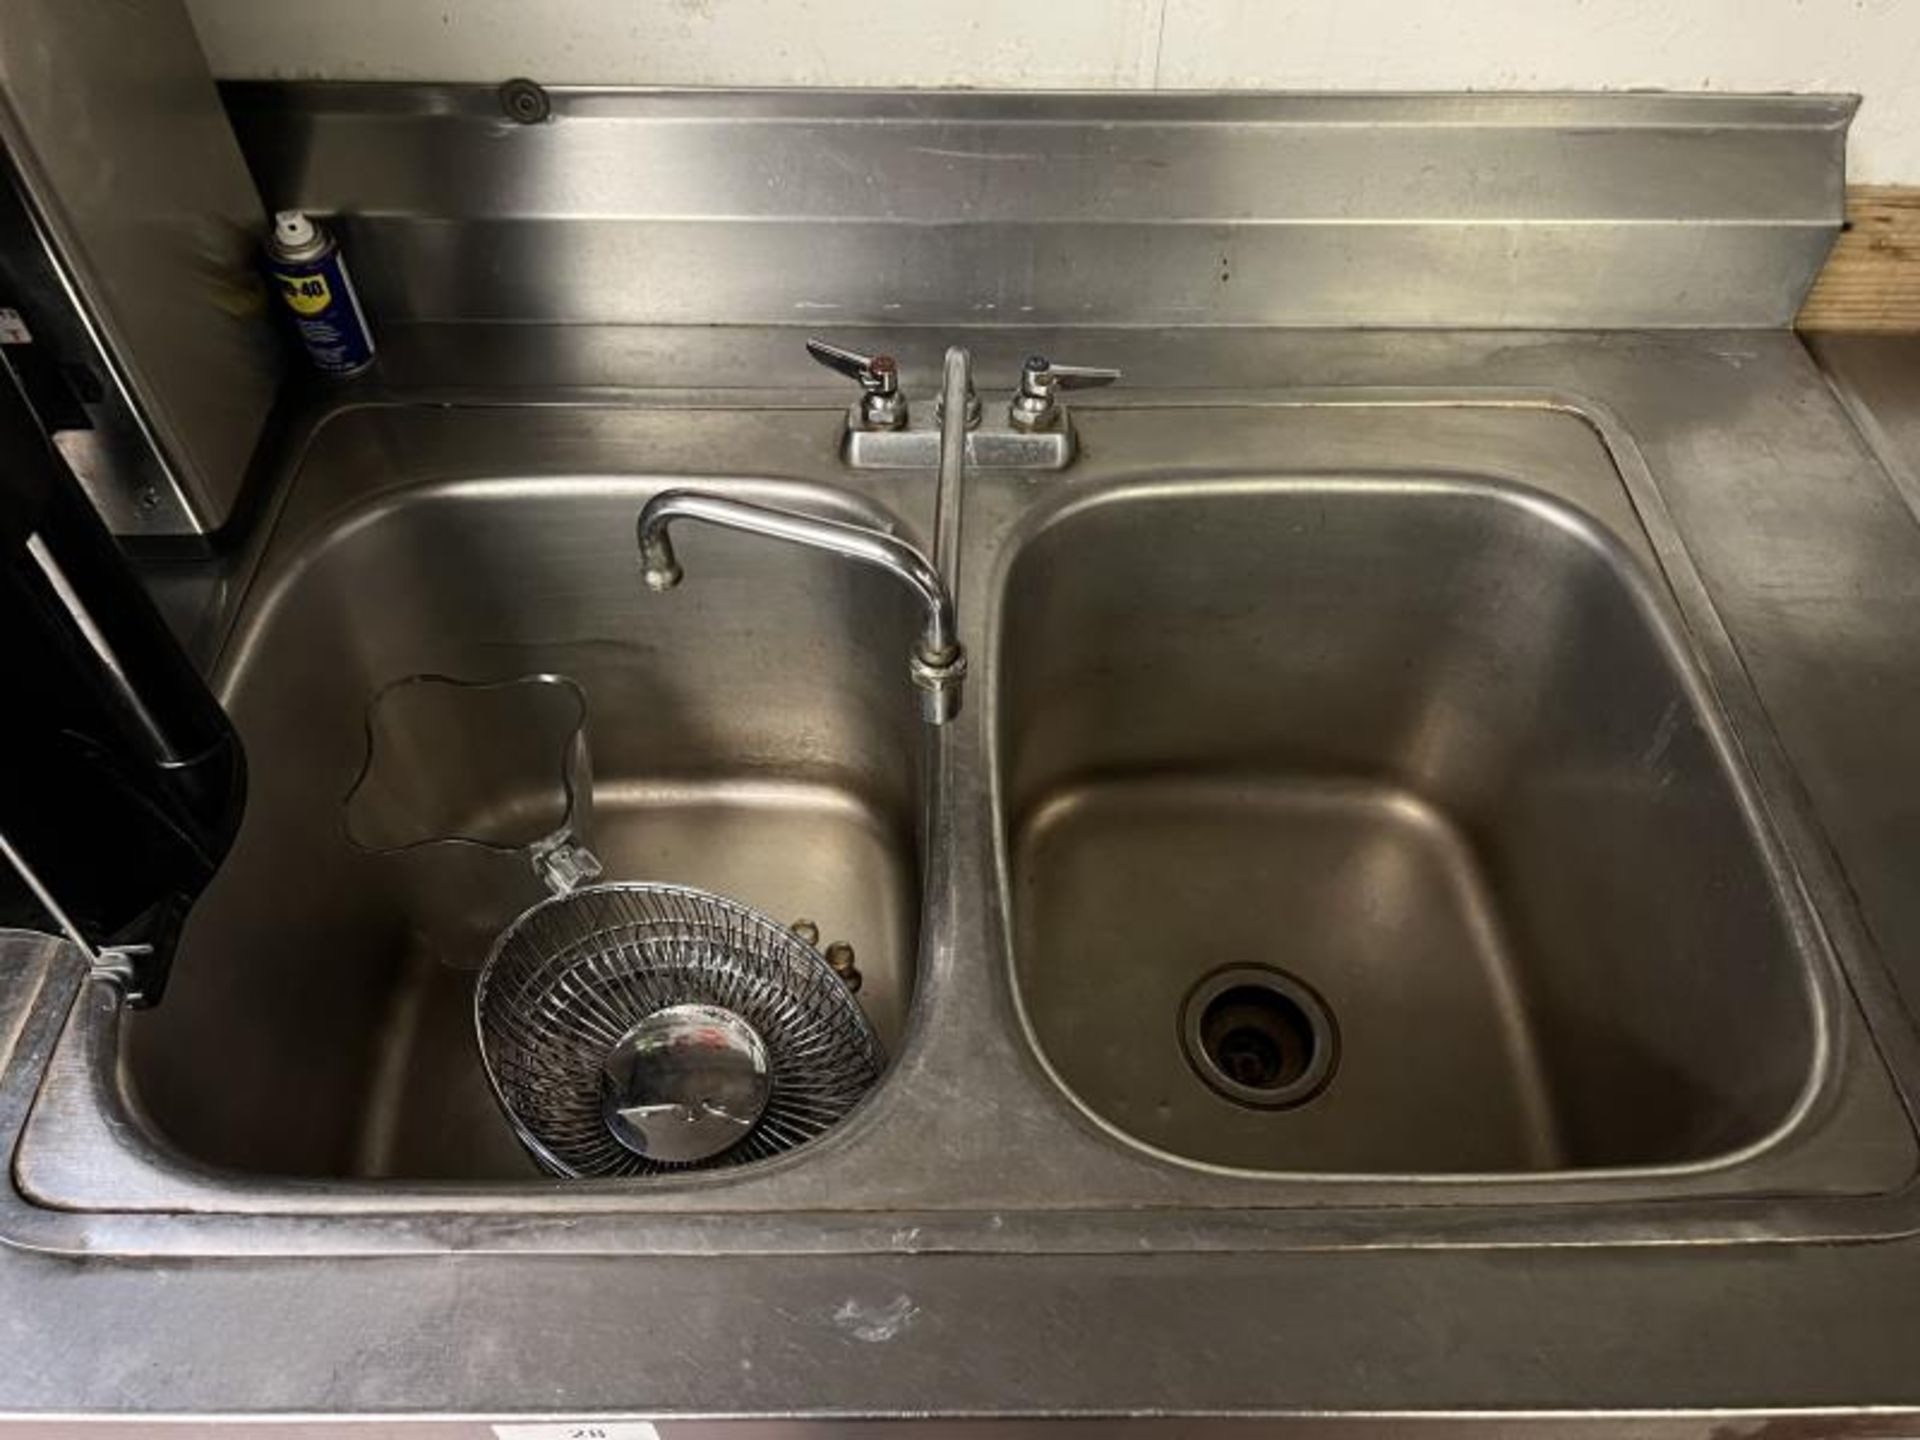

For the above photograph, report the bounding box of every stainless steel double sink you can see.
[12,389,1914,1247]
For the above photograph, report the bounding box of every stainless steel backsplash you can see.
[222,85,1855,332]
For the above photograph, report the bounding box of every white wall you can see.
[186,0,1920,182]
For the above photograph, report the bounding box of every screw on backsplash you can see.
[498,78,552,125]
[137,487,160,511]
[824,941,861,993]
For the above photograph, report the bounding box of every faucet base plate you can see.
[845,421,1075,471]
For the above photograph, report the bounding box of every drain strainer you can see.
[1179,965,1338,1109]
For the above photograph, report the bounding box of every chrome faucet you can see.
[633,342,1114,728]
[635,489,966,726]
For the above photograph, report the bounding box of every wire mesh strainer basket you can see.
[475,881,884,1177]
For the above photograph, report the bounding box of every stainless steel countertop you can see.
[1810,333,1920,535]
[7,324,1920,1428]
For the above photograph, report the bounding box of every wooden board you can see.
[1798,186,1920,331]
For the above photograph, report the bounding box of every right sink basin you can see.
[998,474,1821,1176]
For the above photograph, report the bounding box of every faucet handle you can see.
[1009,354,1120,431]
[805,338,908,431]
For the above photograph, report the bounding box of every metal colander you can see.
[475,882,884,1177]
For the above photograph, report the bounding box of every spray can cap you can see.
[273,210,317,248]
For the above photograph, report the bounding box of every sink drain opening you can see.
[1180,966,1338,1109]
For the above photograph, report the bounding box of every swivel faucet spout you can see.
[636,489,966,725]
[933,346,974,584]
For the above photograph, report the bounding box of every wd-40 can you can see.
[264,209,375,376]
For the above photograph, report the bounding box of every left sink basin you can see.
[118,471,927,1181]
